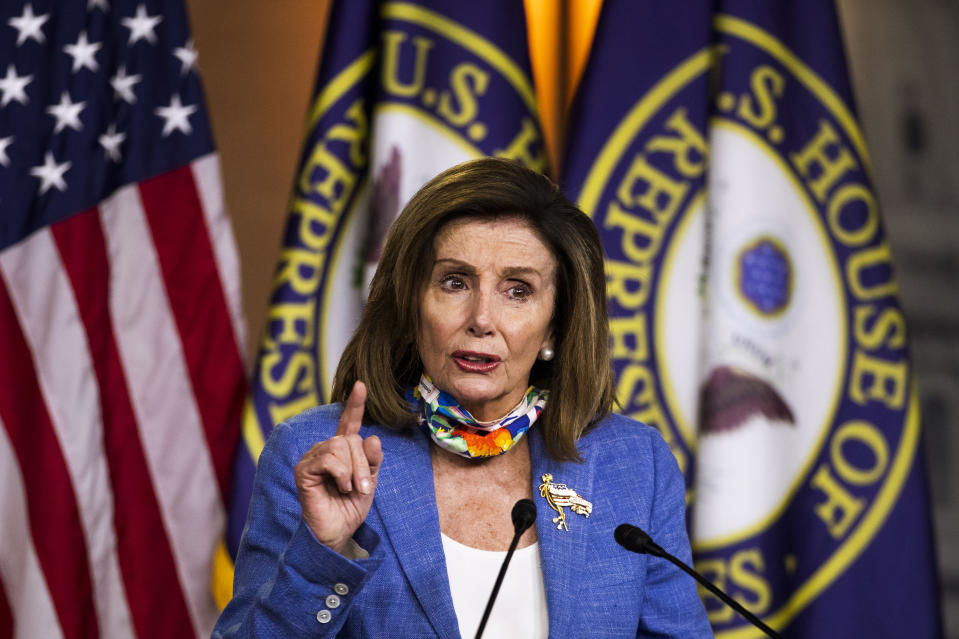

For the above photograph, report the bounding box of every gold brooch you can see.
[538,473,592,531]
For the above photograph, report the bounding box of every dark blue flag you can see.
[563,0,942,636]
[217,0,546,601]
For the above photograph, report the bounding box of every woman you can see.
[214,158,711,637]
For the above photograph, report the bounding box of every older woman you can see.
[214,158,710,637]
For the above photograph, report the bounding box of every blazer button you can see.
[334,583,349,595]
[316,610,332,624]
[326,594,341,609]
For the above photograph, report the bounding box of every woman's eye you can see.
[508,284,532,299]
[439,275,466,290]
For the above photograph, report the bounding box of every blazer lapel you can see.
[372,427,460,639]
[529,430,595,637]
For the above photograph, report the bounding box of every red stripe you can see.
[137,166,245,501]
[51,209,195,639]
[0,580,12,638]
[0,274,97,639]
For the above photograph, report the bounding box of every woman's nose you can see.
[466,290,495,336]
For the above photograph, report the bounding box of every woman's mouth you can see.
[451,351,500,373]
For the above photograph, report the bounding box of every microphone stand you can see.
[475,499,536,639]
[615,524,783,639]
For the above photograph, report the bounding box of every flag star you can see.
[121,4,163,45]
[64,31,103,73]
[173,39,198,75]
[8,3,49,46]
[46,92,86,134]
[110,65,142,104]
[155,94,197,136]
[0,136,13,167]
[30,151,71,195]
[88,0,110,11]
[99,123,125,162]
[0,65,32,107]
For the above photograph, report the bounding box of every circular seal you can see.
[577,14,919,635]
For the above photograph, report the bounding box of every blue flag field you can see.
[563,1,941,636]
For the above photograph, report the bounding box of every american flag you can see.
[0,1,247,637]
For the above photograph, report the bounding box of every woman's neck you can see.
[431,437,538,551]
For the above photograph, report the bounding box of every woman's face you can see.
[417,216,556,422]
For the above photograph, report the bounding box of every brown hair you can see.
[332,157,614,460]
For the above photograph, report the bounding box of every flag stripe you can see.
[191,154,248,364]
[50,209,196,639]
[0,583,10,639]
[100,183,223,637]
[138,165,246,501]
[0,275,97,639]
[0,230,137,639]
[0,418,64,639]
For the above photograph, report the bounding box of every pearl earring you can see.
[539,347,554,361]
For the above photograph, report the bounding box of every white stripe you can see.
[0,417,65,639]
[100,185,224,637]
[191,153,249,368]
[0,233,136,639]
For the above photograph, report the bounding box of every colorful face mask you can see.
[411,374,548,459]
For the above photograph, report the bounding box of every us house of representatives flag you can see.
[563,0,941,636]
[0,1,247,637]
[218,0,547,599]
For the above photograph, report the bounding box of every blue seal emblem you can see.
[574,13,919,636]
[738,237,791,317]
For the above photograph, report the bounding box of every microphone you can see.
[615,524,784,639]
[614,522,666,557]
[475,499,537,639]
[511,498,537,533]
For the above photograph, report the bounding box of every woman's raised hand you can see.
[294,381,383,555]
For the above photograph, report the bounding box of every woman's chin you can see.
[447,385,517,420]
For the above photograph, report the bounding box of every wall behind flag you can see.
[185,0,959,634]
[184,0,332,364]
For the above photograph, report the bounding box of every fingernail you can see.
[360,479,371,494]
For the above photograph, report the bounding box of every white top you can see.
[441,533,549,639]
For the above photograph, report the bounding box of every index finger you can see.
[336,380,367,436]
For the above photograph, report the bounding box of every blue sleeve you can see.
[212,421,385,637]
[637,432,712,637]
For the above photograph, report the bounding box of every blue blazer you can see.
[214,405,712,637]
